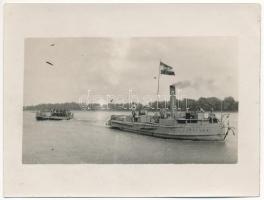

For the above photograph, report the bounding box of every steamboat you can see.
[107,62,235,141]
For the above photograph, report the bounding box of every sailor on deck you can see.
[131,103,137,122]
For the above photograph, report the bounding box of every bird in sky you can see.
[46,61,54,66]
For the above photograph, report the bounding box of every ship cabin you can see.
[110,84,220,126]
[121,84,219,125]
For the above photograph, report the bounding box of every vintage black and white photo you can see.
[4,3,260,197]
[23,37,238,164]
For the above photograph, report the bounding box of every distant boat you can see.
[36,110,73,121]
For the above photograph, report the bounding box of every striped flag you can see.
[160,61,175,75]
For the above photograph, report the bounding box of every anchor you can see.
[222,114,235,140]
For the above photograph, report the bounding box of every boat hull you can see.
[36,116,73,121]
[108,120,226,141]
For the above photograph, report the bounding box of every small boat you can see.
[36,109,73,121]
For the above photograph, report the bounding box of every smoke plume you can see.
[173,78,216,91]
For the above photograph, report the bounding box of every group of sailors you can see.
[208,111,218,123]
[130,103,219,123]
[131,103,169,122]
[50,109,70,117]
[131,103,148,122]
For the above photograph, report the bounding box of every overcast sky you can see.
[24,37,238,106]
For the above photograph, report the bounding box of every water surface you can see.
[23,111,237,164]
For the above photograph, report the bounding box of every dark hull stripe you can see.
[36,117,72,121]
[109,120,225,141]
[111,127,225,141]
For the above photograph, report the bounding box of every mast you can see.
[221,100,223,122]
[185,98,188,111]
[177,94,180,109]
[156,60,161,110]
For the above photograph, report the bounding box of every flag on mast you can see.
[160,61,175,75]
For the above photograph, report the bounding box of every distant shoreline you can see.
[24,109,239,113]
[23,96,239,112]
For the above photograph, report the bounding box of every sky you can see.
[24,37,238,106]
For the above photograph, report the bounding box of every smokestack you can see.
[170,85,177,113]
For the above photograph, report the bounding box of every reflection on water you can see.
[23,111,237,164]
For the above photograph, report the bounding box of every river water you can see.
[23,111,237,164]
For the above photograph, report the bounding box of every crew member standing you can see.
[131,103,137,122]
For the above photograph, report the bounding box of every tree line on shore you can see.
[23,96,238,112]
